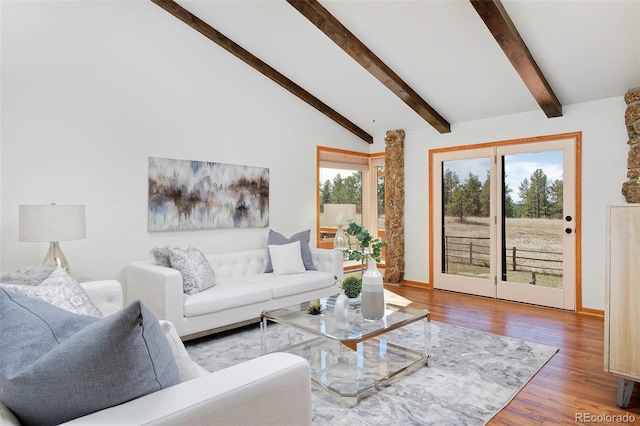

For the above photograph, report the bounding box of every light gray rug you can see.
[185,320,557,426]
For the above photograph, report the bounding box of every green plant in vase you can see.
[341,276,362,299]
[344,221,386,274]
[345,221,386,320]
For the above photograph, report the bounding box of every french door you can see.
[431,135,579,310]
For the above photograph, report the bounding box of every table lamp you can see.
[323,204,356,252]
[19,203,86,273]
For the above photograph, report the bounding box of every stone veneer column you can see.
[623,87,640,203]
[384,130,405,283]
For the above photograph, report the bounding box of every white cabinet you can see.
[605,204,640,407]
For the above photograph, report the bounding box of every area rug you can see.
[185,320,558,426]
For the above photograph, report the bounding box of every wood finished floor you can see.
[384,284,640,425]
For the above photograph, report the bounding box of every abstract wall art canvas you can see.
[148,157,269,231]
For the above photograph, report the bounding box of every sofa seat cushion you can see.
[183,279,272,317]
[244,271,335,299]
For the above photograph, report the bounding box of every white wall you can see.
[379,97,627,310]
[1,1,628,310]
[0,1,370,283]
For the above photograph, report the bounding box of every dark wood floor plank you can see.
[384,285,640,423]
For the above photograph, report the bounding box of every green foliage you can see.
[340,276,362,298]
[446,172,484,221]
[518,178,531,216]
[548,179,563,218]
[444,168,562,220]
[525,169,550,218]
[503,180,515,218]
[480,170,491,217]
[319,172,362,214]
[320,180,332,206]
[344,221,386,266]
[518,169,562,219]
[443,169,460,207]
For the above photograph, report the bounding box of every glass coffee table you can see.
[261,297,430,406]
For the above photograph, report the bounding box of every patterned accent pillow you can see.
[0,267,103,317]
[168,247,216,295]
[0,263,57,286]
[150,246,172,267]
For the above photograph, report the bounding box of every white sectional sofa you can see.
[127,248,343,339]
[0,279,313,426]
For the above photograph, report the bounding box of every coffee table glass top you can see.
[261,297,429,343]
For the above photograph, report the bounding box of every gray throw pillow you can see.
[0,266,103,317]
[0,289,180,426]
[168,246,216,295]
[264,229,317,272]
[150,246,172,267]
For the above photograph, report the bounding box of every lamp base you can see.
[43,241,70,273]
[334,226,349,253]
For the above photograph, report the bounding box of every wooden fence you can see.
[443,235,563,276]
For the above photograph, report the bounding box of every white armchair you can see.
[0,280,312,426]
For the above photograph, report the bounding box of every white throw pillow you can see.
[268,241,306,275]
[159,320,208,382]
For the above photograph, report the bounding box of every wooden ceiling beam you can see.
[151,0,373,144]
[287,0,451,134]
[470,0,562,118]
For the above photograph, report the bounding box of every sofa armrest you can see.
[311,248,344,282]
[61,353,312,426]
[126,261,185,326]
[80,280,123,317]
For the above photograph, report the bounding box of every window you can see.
[317,147,385,268]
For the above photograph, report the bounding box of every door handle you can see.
[565,228,573,234]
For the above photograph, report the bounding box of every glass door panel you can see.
[496,139,576,310]
[502,150,564,289]
[432,147,496,298]
[442,158,491,280]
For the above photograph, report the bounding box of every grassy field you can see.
[444,216,564,288]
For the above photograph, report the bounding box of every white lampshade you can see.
[19,204,86,242]
[324,204,356,226]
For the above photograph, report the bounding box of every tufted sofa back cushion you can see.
[311,250,341,276]
[80,280,124,317]
[205,249,269,280]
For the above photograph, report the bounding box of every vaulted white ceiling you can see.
[175,0,640,139]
